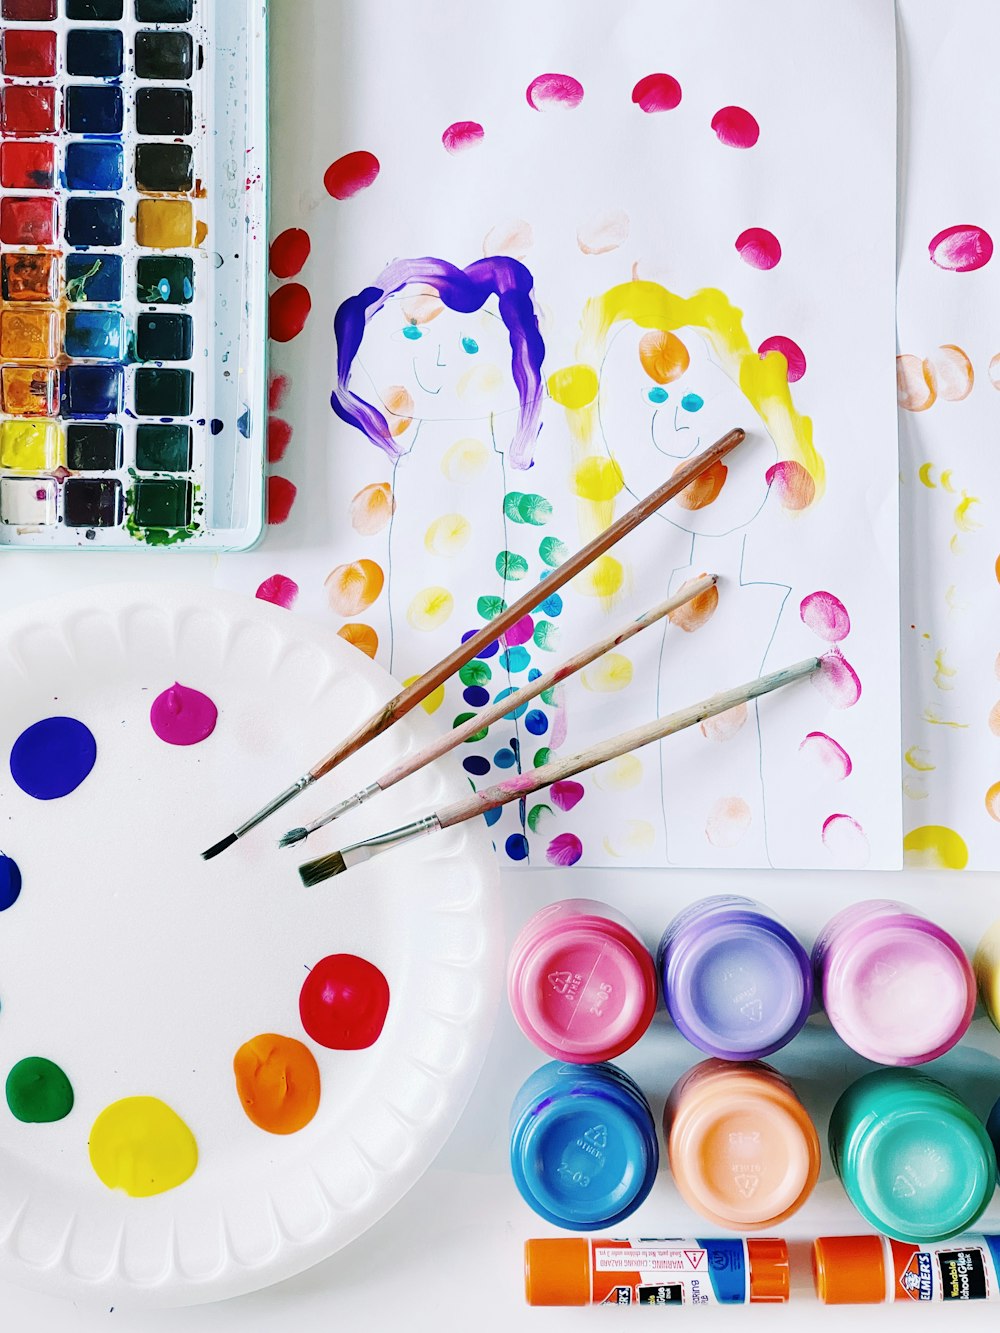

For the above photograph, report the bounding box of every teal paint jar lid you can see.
[830,1068,996,1242]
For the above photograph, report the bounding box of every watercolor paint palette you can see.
[0,0,267,548]
[0,585,500,1305]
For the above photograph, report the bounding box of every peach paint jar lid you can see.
[665,1060,821,1230]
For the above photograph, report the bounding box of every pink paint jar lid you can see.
[508,900,657,1063]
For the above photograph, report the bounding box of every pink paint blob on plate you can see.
[928,224,993,272]
[525,73,584,111]
[758,335,806,382]
[735,227,782,270]
[256,574,299,609]
[800,590,851,642]
[812,651,862,709]
[150,683,218,747]
[442,120,484,153]
[631,72,682,112]
[711,105,759,148]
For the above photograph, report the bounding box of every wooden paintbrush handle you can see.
[308,428,745,780]
[434,656,820,829]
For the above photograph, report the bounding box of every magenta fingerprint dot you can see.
[503,615,535,648]
[765,460,815,511]
[735,227,781,270]
[442,120,484,154]
[758,335,806,382]
[256,574,299,609]
[550,780,584,812]
[812,652,862,710]
[150,683,218,747]
[525,73,584,111]
[800,590,851,642]
[631,73,682,112]
[928,224,993,273]
[821,813,869,867]
[711,105,760,148]
[546,832,583,867]
[799,732,852,780]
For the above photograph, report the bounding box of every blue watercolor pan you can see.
[66,29,124,77]
[64,196,123,247]
[64,142,124,192]
[65,84,124,136]
[65,309,124,360]
[62,364,123,418]
[65,253,122,303]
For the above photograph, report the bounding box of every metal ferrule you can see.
[307,782,382,835]
[340,815,441,869]
[235,773,315,837]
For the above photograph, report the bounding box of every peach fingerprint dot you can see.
[482,218,534,259]
[672,459,727,510]
[407,586,454,631]
[639,330,690,384]
[324,559,385,615]
[924,345,974,402]
[338,623,378,659]
[667,575,719,633]
[990,353,1000,389]
[700,702,748,740]
[765,460,815,511]
[350,482,395,535]
[403,675,445,714]
[441,437,489,481]
[986,782,1000,822]
[424,513,472,556]
[573,455,624,502]
[577,210,630,255]
[735,228,781,270]
[400,289,444,325]
[896,354,936,412]
[989,701,1000,736]
[233,1034,320,1135]
[705,796,752,848]
[382,385,414,437]
[995,653,1000,679]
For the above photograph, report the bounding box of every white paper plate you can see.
[0,584,501,1306]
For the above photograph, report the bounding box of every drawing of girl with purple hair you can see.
[332,255,555,861]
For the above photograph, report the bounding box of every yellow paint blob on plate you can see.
[902,824,969,870]
[136,199,194,249]
[573,455,624,503]
[406,586,454,631]
[547,363,599,409]
[424,512,471,556]
[441,436,489,482]
[0,419,63,471]
[89,1096,198,1197]
[581,651,633,692]
[404,673,445,714]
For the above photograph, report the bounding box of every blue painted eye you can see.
[647,387,668,404]
[681,392,704,411]
[402,325,422,341]
[461,336,479,354]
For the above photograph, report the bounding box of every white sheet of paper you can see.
[218,0,902,870]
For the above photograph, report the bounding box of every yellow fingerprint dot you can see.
[933,650,957,691]
[573,554,625,599]
[903,777,928,801]
[940,469,956,494]
[954,493,982,533]
[404,674,445,714]
[406,586,454,631]
[581,652,633,692]
[595,753,643,790]
[441,437,489,482]
[918,462,937,488]
[903,824,969,870]
[602,819,656,858]
[573,455,624,503]
[424,513,471,556]
[548,363,599,409]
[89,1096,198,1198]
[457,364,503,398]
[904,746,935,772]
[986,783,1000,822]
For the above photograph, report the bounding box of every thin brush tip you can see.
[201,832,238,861]
[278,827,307,850]
[299,851,347,887]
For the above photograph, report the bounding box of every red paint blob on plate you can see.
[928,225,993,273]
[551,780,585,812]
[735,227,781,270]
[711,105,760,147]
[324,150,380,200]
[267,416,292,462]
[758,335,806,382]
[268,228,311,279]
[631,73,682,112]
[267,475,297,525]
[255,574,299,609]
[269,283,311,343]
[268,373,290,412]
[525,73,584,111]
[150,683,218,747]
[442,120,484,154]
[300,953,390,1050]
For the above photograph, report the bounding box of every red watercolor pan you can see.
[1,85,57,137]
[2,28,57,77]
[0,142,55,191]
[1,0,57,17]
[0,196,57,246]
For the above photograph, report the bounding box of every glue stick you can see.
[524,1237,789,1306]
[813,1234,1000,1303]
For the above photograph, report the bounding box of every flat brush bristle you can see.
[201,832,238,861]
[278,827,308,850]
[299,851,347,886]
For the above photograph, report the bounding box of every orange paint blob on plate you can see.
[233,1034,320,1135]
[338,622,379,658]
[639,329,690,384]
[325,559,385,615]
[672,459,727,510]
[667,574,719,633]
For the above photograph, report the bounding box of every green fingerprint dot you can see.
[540,686,559,706]
[477,594,508,621]
[496,550,529,581]
[517,493,553,526]
[539,536,569,567]
[6,1057,74,1123]
[533,747,553,768]
[453,711,488,742]
[527,802,554,833]
[459,660,492,687]
[533,620,560,651]
[503,492,526,524]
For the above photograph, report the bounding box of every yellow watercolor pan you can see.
[0,419,64,473]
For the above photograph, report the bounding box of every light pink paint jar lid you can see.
[507,899,658,1063]
[813,900,975,1066]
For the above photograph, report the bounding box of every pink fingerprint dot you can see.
[267,475,297,525]
[442,121,484,154]
[765,460,815,511]
[812,651,862,709]
[711,105,759,148]
[758,336,806,382]
[631,73,682,112]
[551,780,584,812]
[821,813,870,868]
[928,224,993,272]
[800,590,851,642]
[735,228,781,270]
[267,417,292,463]
[150,683,218,747]
[268,373,290,412]
[546,832,583,867]
[799,732,852,780]
[256,574,299,610]
[324,151,380,200]
[503,615,535,647]
[525,73,584,111]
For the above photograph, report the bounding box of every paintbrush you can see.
[279,572,719,850]
[202,426,745,860]
[298,655,821,886]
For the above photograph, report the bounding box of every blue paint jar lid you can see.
[509,1061,658,1230]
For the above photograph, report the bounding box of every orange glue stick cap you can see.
[524,1238,590,1306]
[812,1235,886,1304]
[748,1238,790,1302]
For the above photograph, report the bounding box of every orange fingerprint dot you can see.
[638,330,690,384]
[990,353,1000,390]
[400,287,444,325]
[990,701,1000,737]
[325,559,385,615]
[233,1034,320,1135]
[995,554,1000,585]
[700,702,748,740]
[382,385,414,437]
[896,354,936,412]
[667,575,719,633]
[924,345,974,402]
[705,796,752,848]
[987,783,1000,822]
[338,622,379,659]
[350,482,395,535]
[672,459,727,510]
[765,460,816,511]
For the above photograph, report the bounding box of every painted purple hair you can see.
[331,255,545,470]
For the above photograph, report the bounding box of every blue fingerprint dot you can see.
[648,387,668,404]
[528,668,543,682]
[463,685,490,707]
[681,393,704,412]
[505,834,530,862]
[500,646,531,673]
[494,748,516,768]
[461,336,479,354]
[540,592,563,617]
[10,717,97,800]
[477,639,500,660]
[525,709,549,736]
[0,854,22,912]
[484,806,502,827]
[493,686,528,720]
[463,755,491,777]
[402,325,422,340]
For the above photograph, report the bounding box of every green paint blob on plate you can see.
[6,1057,74,1123]
[533,620,560,651]
[477,595,507,621]
[533,747,553,768]
[539,536,569,567]
[453,712,488,742]
[459,660,492,687]
[517,494,553,526]
[527,802,554,833]
[496,549,529,580]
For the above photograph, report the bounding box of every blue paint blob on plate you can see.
[463,755,490,777]
[505,834,530,861]
[0,854,22,911]
[10,717,97,800]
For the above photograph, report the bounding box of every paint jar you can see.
[509,1060,659,1230]
[813,900,975,1065]
[829,1069,996,1243]
[973,918,1000,1032]
[657,895,812,1060]
[813,1233,1000,1304]
[663,1059,821,1230]
[508,899,658,1062]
